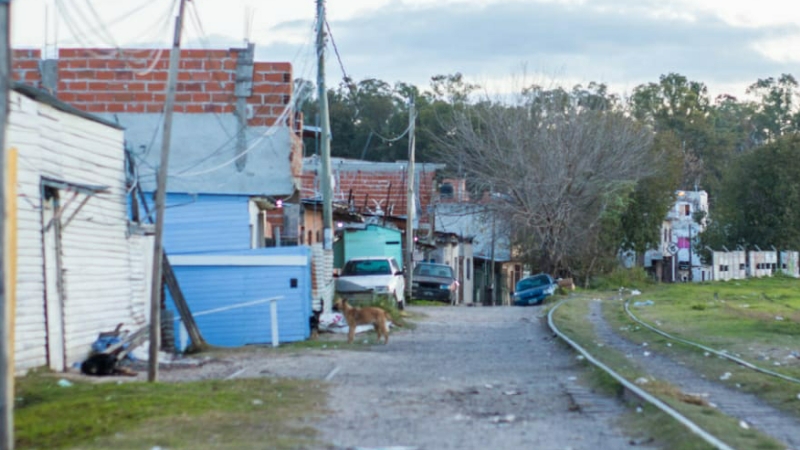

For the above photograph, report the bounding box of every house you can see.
[12,47,303,252]
[644,189,710,282]
[11,46,309,348]
[423,231,475,305]
[434,200,514,306]
[711,249,747,281]
[5,83,152,373]
[300,156,443,310]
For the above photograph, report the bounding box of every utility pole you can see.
[489,204,496,305]
[149,0,187,382]
[405,97,415,304]
[0,1,12,446]
[316,0,334,308]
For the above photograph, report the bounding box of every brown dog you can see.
[334,297,390,344]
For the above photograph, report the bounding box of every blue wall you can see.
[166,246,312,348]
[139,193,252,254]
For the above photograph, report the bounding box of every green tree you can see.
[746,74,800,143]
[700,134,800,251]
[618,131,683,262]
[629,73,713,189]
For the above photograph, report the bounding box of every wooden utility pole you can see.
[0,1,11,445]
[149,0,187,382]
[405,97,415,305]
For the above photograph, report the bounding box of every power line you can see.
[133,9,318,182]
[323,17,415,148]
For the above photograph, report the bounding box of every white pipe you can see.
[270,298,279,347]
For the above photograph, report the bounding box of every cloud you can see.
[252,0,800,96]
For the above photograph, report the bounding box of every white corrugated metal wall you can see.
[6,90,150,373]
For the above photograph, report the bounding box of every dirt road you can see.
[157,305,650,449]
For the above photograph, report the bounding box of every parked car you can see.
[412,262,459,304]
[337,257,406,309]
[513,273,556,306]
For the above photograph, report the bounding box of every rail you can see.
[624,300,800,385]
[547,298,736,450]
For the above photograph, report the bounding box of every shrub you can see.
[590,266,653,290]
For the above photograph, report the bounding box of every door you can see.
[42,187,66,371]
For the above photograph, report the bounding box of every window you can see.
[440,182,454,199]
[683,204,691,216]
[466,258,471,280]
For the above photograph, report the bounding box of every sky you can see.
[10,0,800,99]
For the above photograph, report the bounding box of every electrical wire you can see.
[324,17,415,147]
[168,88,315,178]
[134,11,319,181]
[54,0,175,72]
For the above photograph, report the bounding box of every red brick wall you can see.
[11,49,42,88]
[301,168,438,222]
[10,48,293,128]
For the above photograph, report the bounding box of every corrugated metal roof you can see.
[303,155,445,173]
[434,203,511,261]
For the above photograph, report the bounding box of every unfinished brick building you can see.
[11,46,302,197]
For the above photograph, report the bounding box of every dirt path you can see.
[587,298,800,450]
[195,305,650,450]
[148,305,653,449]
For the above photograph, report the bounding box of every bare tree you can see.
[435,87,657,276]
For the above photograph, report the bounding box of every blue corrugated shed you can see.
[163,194,251,253]
[166,246,312,349]
[136,193,252,253]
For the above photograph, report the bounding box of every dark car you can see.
[412,263,459,304]
[513,273,556,306]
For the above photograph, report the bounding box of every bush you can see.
[590,266,653,290]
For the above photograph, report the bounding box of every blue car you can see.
[513,273,556,306]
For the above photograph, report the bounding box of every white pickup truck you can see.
[336,256,406,309]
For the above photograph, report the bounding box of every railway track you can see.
[624,299,800,386]
[548,296,800,450]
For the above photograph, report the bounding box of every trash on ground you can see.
[57,379,72,387]
[635,377,649,385]
[318,312,390,335]
[632,300,654,307]
[490,414,516,424]
[720,372,732,380]
[630,290,642,296]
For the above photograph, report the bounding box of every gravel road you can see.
[156,305,653,449]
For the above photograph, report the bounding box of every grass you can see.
[550,295,788,450]
[598,279,800,420]
[15,371,326,450]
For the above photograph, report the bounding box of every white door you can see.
[42,188,66,371]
